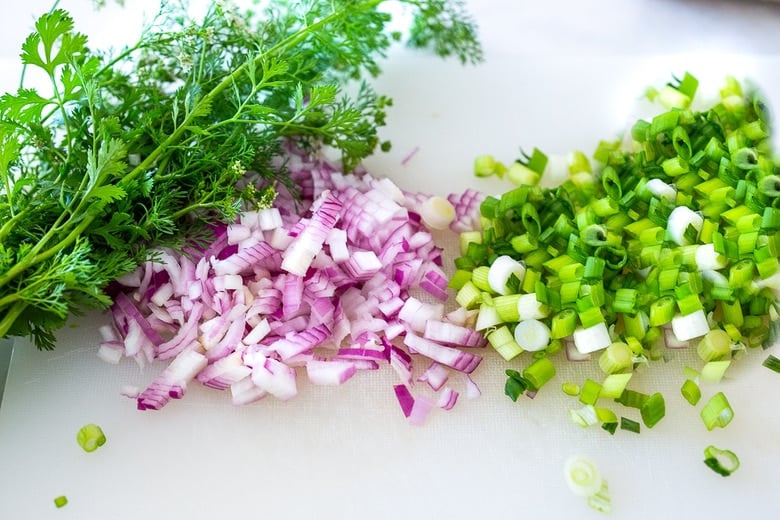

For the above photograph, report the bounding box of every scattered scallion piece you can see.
[763,354,780,373]
[639,392,666,428]
[703,445,740,477]
[504,370,530,402]
[563,455,603,497]
[681,379,701,405]
[700,392,734,431]
[53,496,68,508]
[620,416,641,434]
[76,423,106,453]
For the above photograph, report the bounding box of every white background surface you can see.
[1,1,780,519]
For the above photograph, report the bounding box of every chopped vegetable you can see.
[53,496,68,508]
[763,354,780,373]
[700,392,734,431]
[681,379,701,405]
[103,147,485,423]
[703,445,740,477]
[564,455,612,514]
[0,0,482,351]
[448,72,780,437]
[564,455,603,497]
[76,423,106,453]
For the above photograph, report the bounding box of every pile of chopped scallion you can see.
[449,73,779,446]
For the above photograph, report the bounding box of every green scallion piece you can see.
[510,232,537,254]
[455,281,482,310]
[681,379,701,405]
[492,294,520,322]
[639,392,666,428]
[562,382,581,396]
[578,306,605,329]
[697,328,732,362]
[700,360,731,384]
[522,356,556,391]
[615,389,649,409]
[602,421,618,435]
[579,379,603,406]
[649,296,676,326]
[447,269,472,290]
[763,354,780,373]
[488,326,523,361]
[76,423,106,453]
[620,416,641,434]
[504,369,530,401]
[598,342,633,374]
[600,373,633,399]
[703,445,740,477]
[700,391,734,431]
[551,309,578,339]
[54,496,68,508]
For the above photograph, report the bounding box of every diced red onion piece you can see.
[436,387,459,410]
[403,332,482,373]
[306,359,357,385]
[393,384,415,418]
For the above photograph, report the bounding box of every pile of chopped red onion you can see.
[98,146,486,424]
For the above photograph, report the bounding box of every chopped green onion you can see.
[640,392,666,428]
[471,266,492,292]
[76,423,106,453]
[763,354,780,373]
[562,382,581,396]
[570,404,600,427]
[649,296,676,326]
[602,421,618,435]
[551,309,578,339]
[455,281,482,310]
[697,329,732,362]
[681,379,702,405]
[513,319,551,352]
[523,356,556,391]
[700,391,734,431]
[615,389,649,409]
[599,373,633,399]
[620,416,641,434]
[587,480,612,514]
[54,495,68,508]
[488,326,523,361]
[564,455,603,497]
[474,154,504,178]
[579,379,603,405]
[598,342,633,374]
[700,360,731,384]
[504,369,530,401]
[703,445,740,477]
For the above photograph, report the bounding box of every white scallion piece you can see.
[487,255,526,295]
[695,243,728,270]
[671,309,710,341]
[419,196,456,230]
[517,293,550,320]
[564,455,603,497]
[645,178,677,203]
[572,322,612,354]
[666,206,703,246]
[513,319,551,352]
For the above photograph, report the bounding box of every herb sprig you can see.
[0,0,482,349]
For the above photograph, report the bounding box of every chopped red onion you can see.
[104,146,485,420]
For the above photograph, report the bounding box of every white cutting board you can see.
[2,2,780,519]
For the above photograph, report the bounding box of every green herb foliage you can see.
[0,0,482,349]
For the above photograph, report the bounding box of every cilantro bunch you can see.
[0,0,481,349]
